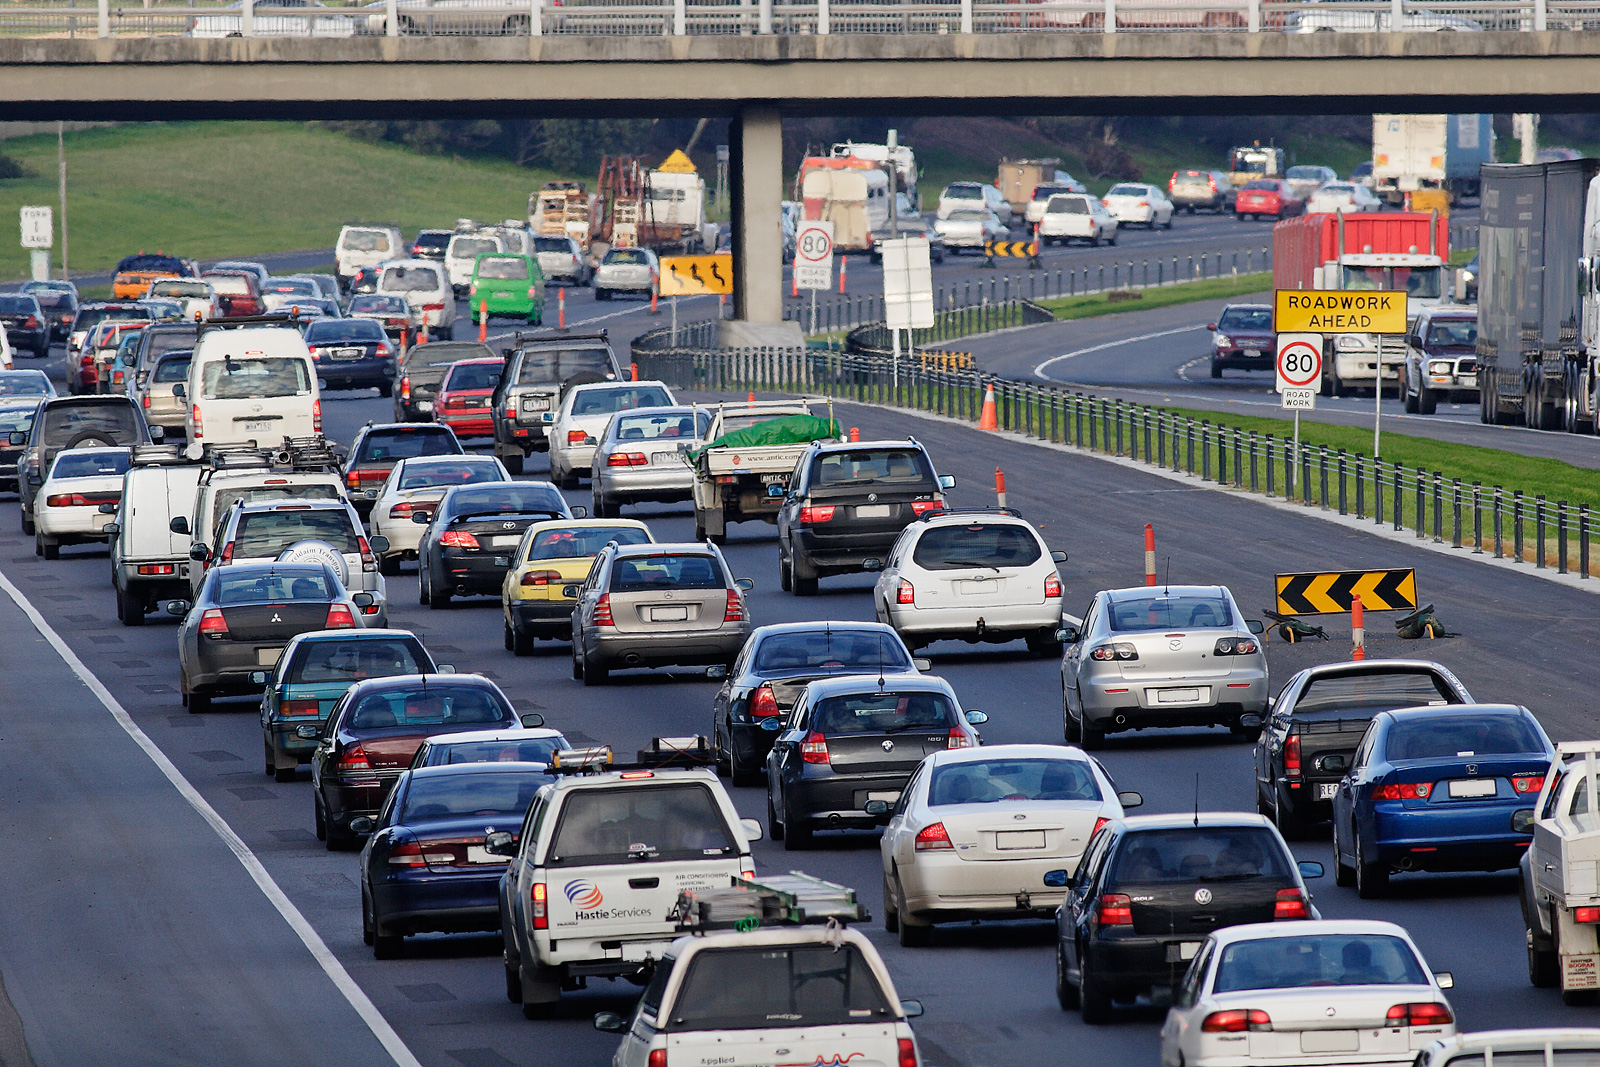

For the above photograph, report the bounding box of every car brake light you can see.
[607,452,648,466]
[567,430,587,445]
[1575,907,1600,923]
[898,1038,918,1067]
[620,771,655,779]
[400,375,411,400]
[1513,774,1546,794]
[1372,781,1432,800]
[521,569,562,587]
[531,882,548,929]
[1089,642,1137,661]
[1203,1009,1271,1032]
[312,398,321,433]
[1284,733,1301,778]
[1095,893,1134,925]
[198,608,229,638]
[750,685,780,717]
[24,315,38,328]
[915,822,953,851]
[280,699,320,717]
[897,579,914,605]
[142,394,151,409]
[1273,888,1309,920]
[1386,1003,1452,1026]
[387,841,425,867]
[799,505,835,524]
[136,564,175,576]
[1209,175,1218,191]
[908,499,943,516]
[217,539,234,565]
[1091,816,1110,839]
[192,403,203,438]
[648,1051,667,1067]
[438,530,481,548]
[358,536,377,572]
[946,728,973,750]
[325,603,356,629]
[1045,574,1061,598]
[336,744,371,772]
[723,589,744,623]
[801,731,830,764]
[389,502,426,519]
[593,593,614,627]
[1214,636,1258,655]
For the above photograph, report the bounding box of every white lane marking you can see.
[0,570,424,1067]
[1032,324,1206,380]
[1175,355,1209,383]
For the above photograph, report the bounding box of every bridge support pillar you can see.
[723,104,801,348]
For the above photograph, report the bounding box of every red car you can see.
[201,270,263,317]
[1235,179,1306,221]
[432,357,503,440]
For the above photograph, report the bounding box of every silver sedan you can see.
[590,405,707,517]
[1059,584,1266,749]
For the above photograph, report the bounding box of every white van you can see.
[180,326,321,459]
[444,232,506,299]
[108,454,203,626]
[336,225,404,288]
[376,260,456,340]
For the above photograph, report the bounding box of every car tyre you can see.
[779,554,792,592]
[1529,927,1559,988]
[116,585,146,626]
[882,873,898,933]
[38,533,58,560]
[509,621,534,657]
[379,553,400,577]
[502,450,524,475]
[1107,230,1117,246]
[1064,697,1083,744]
[1355,834,1388,898]
[581,649,608,686]
[791,553,818,597]
[1026,630,1062,657]
[20,508,34,536]
[1079,961,1113,1025]
[1273,793,1310,840]
[1211,360,1222,379]
[1332,820,1356,887]
[1239,212,1253,222]
[188,690,211,714]
[781,797,810,851]
[1080,713,1106,751]
[314,792,327,841]
[1056,944,1080,1010]
[1418,386,1437,415]
[1402,373,1419,413]
[895,874,932,948]
[767,791,784,840]
[429,570,452,609]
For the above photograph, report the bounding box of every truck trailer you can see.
[1372,114,1495,205]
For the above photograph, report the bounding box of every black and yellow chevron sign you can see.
[984,240,1039,258]
[1274,569,1417,616]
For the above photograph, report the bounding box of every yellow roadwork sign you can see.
[660,253,733,296]
[1274,290,1407,335]
[1274,568,1418,616]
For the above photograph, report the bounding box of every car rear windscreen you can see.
[515,347,616,385]
[398,460,502,490]
[613,410,704,442]
[0,295,40,315]
[1383,713,1547,760]
[215,568,334,605]
[1242,180,1278,191]
[288,638,427,684]
[944,185,982,199]
[811,448,933,489]
[200,357,311,400]
[381,266,441,293]
[450,238,499,260]
[1213,934,1426,992]
[571,386,672,416]
[446,484,566,518]
[534,238,574,253]
[1107,594,1233,632]
[206,276,252,296]
[930,757,1101,805]
[813,691,956,735]
[610,554,723,591]
[1047,197,1089,214]
[476,256,529,280]
[664,944,893,1032]
[399,768,547,821]
[1294,672,1457,714]
[306,320,386,344]
[753,630,910,674]
[912,523,1041,571]
[346,685,514,730]
[527,526,650,560]
[443,362,502,392]
[546,782,736,866]
[358,428,460,463]
[234,509,361,555]
[41,403,142,448]
[342,230,391,253]
[1107,185,1147,197]
[431,737,565,766]
[51,450,130,479]
[1111,827,1291,885]
[407,342,494,370]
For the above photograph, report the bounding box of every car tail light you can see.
[1089,642,1138,661]
[1209,174,1218,191]
[607,452,647,466]
[908,498,943,516]
[142,394,151,409]
[723,589,744,623]
[1371,781,1432,800]
[217,540,234,565]
[358,536,377,573]
[422,303,444,312]
[1513,774,1546,794]
[192,403,203,439]
[387,841,425,867]
[567,430,587,445]
[136,564,175,576]
[1285,733,1301,778]
[1386,1003,1452,1027]
[1214,637,1258,655]
[531,882,548,929]
[1575,907,1600,923]
[400,375,411,400]
[46,494,84,507]
[336,744,371,772]
[750,685,780,718]
[280,699,320,717]
[1091,816,1110,839]
[647,1051,667,1067]
[897,1038,918,1067]
[198,608,229,638]
[438,530,481,548]
[593,593,614,627]
[1274,888,1309,920]
[1045,574,1062,598]
[799,505,835,524]
[24,315,38,328]
[897,579,914,605]
[914,822,953,851]
[389,502,428,519]
[325,603,356,629]
[1203,1009,1271,1033]
[505,402,516,418]
[521,569,562,587]
[312,398,322,433]
[1095,893,1134,926]
[946,728,973,750]
[801,731,830,764]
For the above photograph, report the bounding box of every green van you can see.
[469,253,545,326]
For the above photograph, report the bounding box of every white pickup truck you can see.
[1522,741,1600,1004]
[690,398,837,544]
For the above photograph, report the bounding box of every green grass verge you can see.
[0,122,579,279]
[1036,273,1271,320]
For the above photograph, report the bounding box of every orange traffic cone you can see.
[478,300,488,343]
[977,384,998,431]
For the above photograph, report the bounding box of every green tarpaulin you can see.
[689,415,840,466]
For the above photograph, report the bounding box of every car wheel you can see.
[116,585,146,626]
[557,467,579,490]
[1056,944,1080,1010]
[1164,216,1174,230]
[791,554,818,597]
[38,533,58,560]
[417,563,430,605]
[428,572,452,609]
[1089,234,1101,248]
[778,554,791,593]
[520,964,562,1017]
[510,622,534,657]
[188,689,211,714]
[1332,819,1356,887]
[895,873,932,948]
[1402,373,1419,413]
[714,728,733,779]
[1355,833,1388,899]
[882,872,898,933]
[1331,365,1349,398]
[1239,213,1253,222]
[571,642,583,680]
[767,791,785,841]
[502,450,524,475]
[595,289,611,301]
[20,508,33,536]
[781,795,811,851]
[581,649,608,686]
[1026,630,1062,657]
[1064,694,1083,744]
[1107,231,1117,246]
[314,792,327,841]
[1079,959,1113,1024]
[1273,793,1310,840]
[1529,926,1559,988]
[1418,386,1437,415]
[504,957,523,1003]
[1211,360,1223,379]
[1080,713,1105,751]
[377,380,393,398]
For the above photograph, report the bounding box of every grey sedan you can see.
[589,405,708,517]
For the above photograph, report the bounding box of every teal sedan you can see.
[256,628,449,782]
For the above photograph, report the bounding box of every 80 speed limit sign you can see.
[1275,332,1322,408]
[793,221,834,291]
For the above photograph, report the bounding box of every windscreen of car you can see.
[149,281,210,299]
[0,295,41,315]
[1427,320,1477,347]
[665,944,894,1032]
[407,342,493,370]
[946,211,989,222]
[911,523,1042,571]
[287,638,427,683]
[214,568,334,605]
[1047,197,1089,215]
[753,630,911,674]
[0,405,37,432]
[75,306,147,332]
[380,266,442,293]
[1218,308,1272,331]
[929,757,1101,805]
[429,737,566,766]
[40,403,142,448]
[1107,594,1233,632]
[357,428,460,463]
[609,553,724,591]
[534,237,574,253]
[0,373,50,397]
[1172,171,1211,185]
[602,249,650,266]
[944,184,982,199]
[397,460,502,490]
[1111,827,1291,884]
[1213,934,1427,992]
[209,484,340,532]
[1242,180,1279,191]
[234,509,360,555]
[341,229,390,253]
[476,256,529,280]
[546,782,737,866]
[350,296,410,316]
[50,450,130,479]
[812,691,956,735]
[812,448,934,489]
[515,347,616,385]
[612,410,704,442]
[306,320,385,344]
[1318,184,1355,196]
[442,362,502,391]
[1293,671,1457,714]
[1286,166,1324,180]
[399,768,547,821]
[144,329,199,360]
[1382,712,1547,760]
[1034,184,1072,199]
[1107,185,1147,197]
[33,291,74,310]
[265,279,318,296]
[445,484,567,519]
[527,526,651,560]
[200,357,312,399]
[413,233,449,251]
[450,238,499,260]
[346,685,514,730]
[570,386,672,417]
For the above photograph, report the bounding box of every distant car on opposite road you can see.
[1208,303,1276,378]
[1039,194,1118,246]
[1235,179,1306,221]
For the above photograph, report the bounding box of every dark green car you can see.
[255,628,446,781]
[469,253,544,326]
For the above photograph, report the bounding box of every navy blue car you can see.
[304,317,398,395]
[356,761,549,958]
[1331,703,1553,899]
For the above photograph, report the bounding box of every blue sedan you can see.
[1331,703,1553,898]
[356,761,548,958]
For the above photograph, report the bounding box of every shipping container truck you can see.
[1372,114,1496,205]
[1228,144,1287,189]
[997,159,1066,214]
[1273,211,1450,396]
[797,157,890,252]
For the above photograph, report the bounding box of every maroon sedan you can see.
[432,357,503,440]
[1235,179,1305,221]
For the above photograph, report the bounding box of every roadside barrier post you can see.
[838,255,847,295]
[630,361,639,382]
[849,427,859,442]
[557,287,566,331]
[1351,595,1365,661]
[995,468,1007,508]
[1144,524,1156,586]
[478,300,488,343]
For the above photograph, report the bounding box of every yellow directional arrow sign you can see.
[1274,568,1418,616]
[659,253,733,297]
[983,240,1039,258]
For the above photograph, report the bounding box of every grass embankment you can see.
[1036,273,1271,321]
[0,122,580,278]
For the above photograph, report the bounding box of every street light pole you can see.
[57,122,69,282]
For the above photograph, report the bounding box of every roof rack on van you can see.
[673,874,870,933]
[509,329,607,348]
[546,735,715,775]
[130,443,189,466]
[915,505,1023,522]
[196,313,301,333]
[198,434,344,475]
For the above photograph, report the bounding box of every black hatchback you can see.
[0,293,49,358]
[1054,813,1323,1024]
[418,481,575,607]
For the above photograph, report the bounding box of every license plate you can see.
[243,420,271,432]
[523,397,551,412]
[651,452,683,465]
[1300,1030,1360,1054]
[1165,941,1203,962]
[760,474,788,485]
[855,504,892,519]
[494,555,509,567]
[465,846,505,865]
[330,347,363,360]
[995,829,1046,850]
[1156,688,1201,704]
[1461,375,1477,387]
[650,605,689,623]
[416,401,433,412]
[866,791,900,804]
[257,647,282,666]
[1243,348,1262,358]
[1449,778,1497,798]
[1318,783,1339,800]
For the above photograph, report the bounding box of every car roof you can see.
[234,498,350,514]
[810,438,922,455]
[568,379,666,395]
[1221,303,1271,312]
[209,560,334,578]
[527,518,649,532]
[930,742,1096,768]
[551,766,721,791]
[363,422,451,435]
[443,357,504,367]
[1382,701,1527,722]
[1429,1030,1600,1053]
[422,727,564,745]
[608,540,717,559]
[915,510,1034,528]
[1296,659,1454,681]
[802,672,952,700]
[1118,812,1274,832]
[669,923,876,959]
[406,761,550,781]
[752,620,901,639]
[347,672,500,696]
[1104,584,1226,601]
[1209,919,1410,948]
[290,627,420,644]
[381,259,442,271]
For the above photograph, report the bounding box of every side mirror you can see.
[1117,790,1144,809]
[435,663,456,674]
[352,592,375,609]
[6,432,23,446]
[249,670,269,685]
[1246,619,1265,635]
[1434,972,1454,990]
[1056,626,1080,644]
[1051,550,1068,563]
[148,425,164,442]
[520,712,546,728]
[1298,860,1325,879]
[348,816,374,835]
[570,505,588,519]
[1205,323,1218,331]
[295,724,321,739]
[165,599,191,616]
[367,535,390,555]
[740,817,763,842]
[861,557,883,572]
[172,383,185,399]
[410,510,430,525]
[912,657,932,672]
[103,523,121,536]
[189,543,210,562]
[705,664,728,680]
[734,577,754,592]
[965,710,989,725]
[760,717,782,733]
[562,583,582,599]
[1042,869,1070,888]
[938,474,956,490]
[1238,714,1263,730]
[485,830,517,856]
[169,516,190,534]
[592,1012,629,1034]
[899,1000,924,1019]
[864,799,891,816]
[98,501,118,514]
[1314,753,1346,774]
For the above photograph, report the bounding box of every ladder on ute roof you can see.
[673,873,870,932]
[196,434,343,476]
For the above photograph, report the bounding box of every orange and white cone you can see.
[1351,594,1366,661]
[977,384,998,431]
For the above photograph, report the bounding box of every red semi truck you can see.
[1272,212,1452,396]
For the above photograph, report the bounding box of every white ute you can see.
[1524,742,1600,1004]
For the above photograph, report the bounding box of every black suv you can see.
[776,438,953,596]
[490,332,621,474]
[393,340,496,424]
[14,395,158,533]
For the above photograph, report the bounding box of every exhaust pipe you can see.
[1115,714,1127,725]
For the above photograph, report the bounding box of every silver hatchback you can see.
[137,350,192,438]
[1059,584,1266,749]
[590,405,708,517]
[569,541,753,685]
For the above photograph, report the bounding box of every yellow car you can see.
[502,518,654,655]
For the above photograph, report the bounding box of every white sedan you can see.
[367,454,511,572]
[933,209,1007,253]
[1039,194,1118,247]
[35,446,130,559]
[546,380,676,489]
[594,247,658,301]
[1160,920,1456,1067]
[1103,183,1175,229]
[878,743,1141,947]
[1306,182,1385,214]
